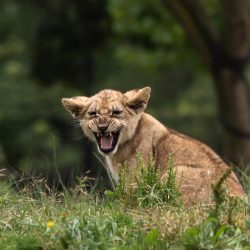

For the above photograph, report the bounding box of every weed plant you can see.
[106,153,181,208]
[181,169,250,249]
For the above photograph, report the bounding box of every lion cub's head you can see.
[62,87,151,155]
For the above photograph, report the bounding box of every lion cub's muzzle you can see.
[93,130,120,154]
[92,120,120,154]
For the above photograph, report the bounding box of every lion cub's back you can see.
[154,121,245,205]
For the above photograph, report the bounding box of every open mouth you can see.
[94,131,120,154]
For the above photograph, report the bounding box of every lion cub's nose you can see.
[98,125,108,132]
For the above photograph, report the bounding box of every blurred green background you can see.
[0,0,235,184]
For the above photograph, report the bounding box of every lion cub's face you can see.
[62,87,151,155]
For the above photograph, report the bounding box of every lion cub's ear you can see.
[62,96,90,118]
[124,87,151,113]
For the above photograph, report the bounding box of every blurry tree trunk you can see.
[214,1,250,167]
[162,0,250,169]
[214,68,250,166]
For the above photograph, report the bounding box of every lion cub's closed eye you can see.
[62,86,244,206]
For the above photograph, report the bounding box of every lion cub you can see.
[62,87,244,205]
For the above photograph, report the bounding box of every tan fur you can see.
[62,87,244,205]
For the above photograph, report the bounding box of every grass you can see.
[105,153,182,209]
[0,157,250,249]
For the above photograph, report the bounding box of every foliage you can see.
[181,215,250,250]
[181,194,250,249]
[181,170,250,249]
[0,170,249,249]
[106,153,181,208]
[0,179,170,249]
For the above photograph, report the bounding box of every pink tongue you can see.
[100,136,113,150]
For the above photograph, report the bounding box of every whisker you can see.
[70,118,79,124]
[72,135,85,140]
[72,123,81,128]
[71,121,80,125]
[69,118,81,128]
